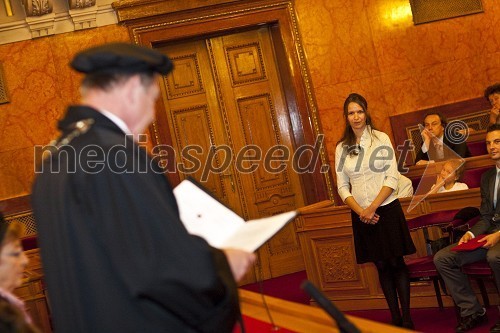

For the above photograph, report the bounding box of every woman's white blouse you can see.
[335,127,399,209]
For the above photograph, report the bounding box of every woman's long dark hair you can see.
[337,93,377,148]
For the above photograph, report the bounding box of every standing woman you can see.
[335,93,416,329]
[0,213,40,333]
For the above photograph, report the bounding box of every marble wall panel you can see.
[297,0,380,89]
[315,76,393,158]
[364,0,417,73]
[380,52,498,117]
[472,0,500,55]
[482,51,500,83]
[365,0,498,72]
[0,148,35,199]
[0,25,128,200]
[416,58,487,108]
[50,25,130,105]
[379,69,420,116]
[296,0,499,165]
[1,0,499,201]
[0,40,61,152]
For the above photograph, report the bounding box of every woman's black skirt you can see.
[351,199,416,264]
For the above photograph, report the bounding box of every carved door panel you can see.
[157,40,244,214]
[157,26,305,281]
[208,28,306,279]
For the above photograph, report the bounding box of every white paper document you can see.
[173,179,297,252]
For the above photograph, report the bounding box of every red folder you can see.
[451,235,488,252]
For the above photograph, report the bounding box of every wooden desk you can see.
[239,289,414,332]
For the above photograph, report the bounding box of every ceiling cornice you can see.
[0,0,117,45]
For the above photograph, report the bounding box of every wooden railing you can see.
[239,289,413,332]
[404,154,493,179]
[389,97,491,166]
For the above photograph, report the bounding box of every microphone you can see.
[301,280,361,333]
[348,144,361,156]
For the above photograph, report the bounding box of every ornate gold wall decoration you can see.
[68,0,98,31]
[22,0,53,17]
[68,0,96,9]
[21,0,55,37]
[318,242,357,282]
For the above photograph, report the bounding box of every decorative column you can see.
[21,0,55,38]
[68,0,98,30]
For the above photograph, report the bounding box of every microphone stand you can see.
[301,280,361,333]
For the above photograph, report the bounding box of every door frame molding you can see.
[114,0,335,204]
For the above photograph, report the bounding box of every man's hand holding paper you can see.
[173,178,297,252]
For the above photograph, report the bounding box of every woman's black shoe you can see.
[402,320,415,330]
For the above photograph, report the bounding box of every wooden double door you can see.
[156,26,306,282]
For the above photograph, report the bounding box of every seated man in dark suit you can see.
[415,112,470,165]
[434,124,500,333]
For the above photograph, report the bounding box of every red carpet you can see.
[233,316,297,333]
[241,270,499,332]
[240,270,310,305]
[345,307,500,333]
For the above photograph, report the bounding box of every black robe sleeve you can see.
[76,157,239,331]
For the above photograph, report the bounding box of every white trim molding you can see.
[0,0,117,44]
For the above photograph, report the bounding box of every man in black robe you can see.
[32,43,255,333]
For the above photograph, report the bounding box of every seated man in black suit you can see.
[415,112,470,165]
[434,124,500,333]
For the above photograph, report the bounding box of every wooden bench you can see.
[404,155,495,193]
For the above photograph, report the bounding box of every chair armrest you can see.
[448,215,481,230]
[448,218,469,229]
[465,215,481,228]
[443,216,482,243]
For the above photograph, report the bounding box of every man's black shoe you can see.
[456,309,487,332]
[490,319,500,333]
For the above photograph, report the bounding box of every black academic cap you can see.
[71,42,173,75]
